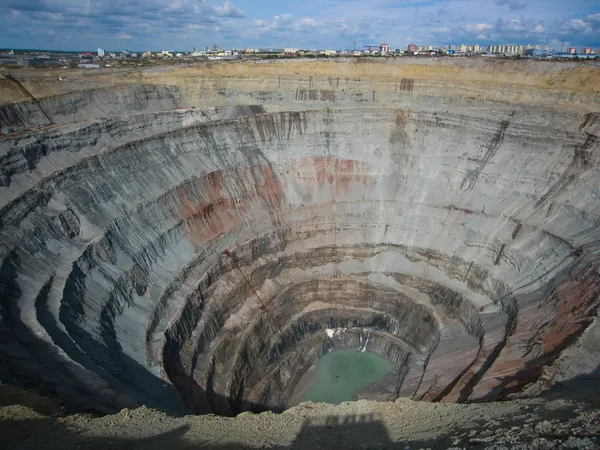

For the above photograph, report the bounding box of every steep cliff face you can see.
[0,59,599,416]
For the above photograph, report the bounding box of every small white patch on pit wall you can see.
[361,330,372,352]
[325,328,346,338]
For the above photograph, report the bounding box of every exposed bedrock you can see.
[1,60,600,416]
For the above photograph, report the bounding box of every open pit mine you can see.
[1,59,600,421]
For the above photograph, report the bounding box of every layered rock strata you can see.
[0,59,599,416]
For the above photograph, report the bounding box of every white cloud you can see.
[274,13,292,25]
[533,24,544,33]
[568,19,587,29]
[186,24,208,31]
[507,19,526,31]
[465,23,493,33]
[253,13,293,32]
[494,0,528,10]
[566,18,592,33]
[214,1,246,19]
[294,17,319,31]
[116,32,132,40]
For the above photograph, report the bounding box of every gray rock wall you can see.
[0,60,599,416]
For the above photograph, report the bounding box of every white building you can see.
[97,48,105,57]
[487,44,525,55]
[458,44,483,53]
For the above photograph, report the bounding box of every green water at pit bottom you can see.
[301,349,392,405]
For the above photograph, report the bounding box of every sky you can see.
[1,0,600,52]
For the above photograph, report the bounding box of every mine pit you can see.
[1,59,600,424]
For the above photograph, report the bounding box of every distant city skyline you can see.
[1,0,599,52]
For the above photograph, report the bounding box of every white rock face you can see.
[0,59,599,416]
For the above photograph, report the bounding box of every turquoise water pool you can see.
[301,348,392,404]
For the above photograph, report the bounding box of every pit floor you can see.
[294,349,393,405]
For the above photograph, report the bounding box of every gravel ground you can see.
[1,385,599,449]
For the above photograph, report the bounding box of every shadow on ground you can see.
[0,413,461,449]
[3,387,600,449]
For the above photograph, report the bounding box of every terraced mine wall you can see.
[1,58,599,416]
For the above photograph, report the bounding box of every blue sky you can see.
[1,0,599,51]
